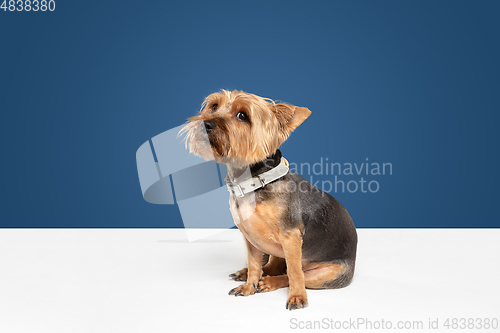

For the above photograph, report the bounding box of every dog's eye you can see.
[212,103,218,111]
[236,111,249,122]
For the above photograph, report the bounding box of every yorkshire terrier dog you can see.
[181,90,357,310]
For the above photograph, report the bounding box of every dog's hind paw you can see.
[229,268,247,281]
[257,275,288,292]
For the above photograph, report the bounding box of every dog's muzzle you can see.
[202,120,215,133]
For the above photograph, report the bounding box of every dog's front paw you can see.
[229,268,247,281]
[228,282,258,297]
[286,294,308,311]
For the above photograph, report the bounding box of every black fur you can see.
[249,149,358,288]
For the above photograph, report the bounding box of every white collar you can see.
[226,157,289,197]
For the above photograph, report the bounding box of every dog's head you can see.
[181,90,311,165]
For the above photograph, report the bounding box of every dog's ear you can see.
[287,106,311,130]
[273,103,312,133]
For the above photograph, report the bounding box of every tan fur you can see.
[229,255,286,281]
[237,201,285,258]
[303,262,348,289]
[180,90,311,166]
[181,89,315,310]
[262,255,286,276]
[278,228,308,309]
[257,262,347,290]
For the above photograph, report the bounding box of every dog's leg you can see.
[228,238,263,296]
[258,273,289,292]
[303,261,353,289]
[279,228,308,310]
[258,261,353,292]
[262,255,286,276]
[230,254,284,281]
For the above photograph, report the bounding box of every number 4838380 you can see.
[1,0,56,11]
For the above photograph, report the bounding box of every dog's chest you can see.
[229,195,285,258]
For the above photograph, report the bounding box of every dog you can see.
[181,90,357,310]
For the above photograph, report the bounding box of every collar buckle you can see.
[256,175,266,188]
[227,182,244,197]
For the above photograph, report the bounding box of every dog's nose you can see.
[203,120,215,133]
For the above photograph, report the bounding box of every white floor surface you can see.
[0,229,499,333]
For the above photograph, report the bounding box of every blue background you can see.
[1,0,498,228]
